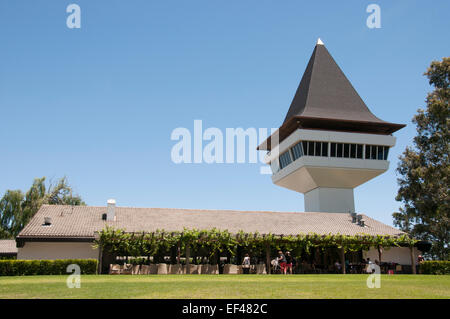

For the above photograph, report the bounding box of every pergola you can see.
[95,227,419,274]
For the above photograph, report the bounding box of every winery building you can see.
[15,39,423,273]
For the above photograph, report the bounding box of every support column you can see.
[410,246,416,275]
[98,246,103,274]
[377,245,382,263]
[170,246,177,265]
[340,248,346,274]
[186,244,190,274]
[265,243,271,274]
[236,246,242,267]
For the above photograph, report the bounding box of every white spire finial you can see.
[316,38,324,45]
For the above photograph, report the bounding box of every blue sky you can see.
[0,1,448,226]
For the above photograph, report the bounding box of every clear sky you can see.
[0,1,449,226]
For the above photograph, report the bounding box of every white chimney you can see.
[107,199,116,221]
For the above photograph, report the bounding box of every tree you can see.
[0,190,24,239]
[393,57,450,260]
[0,177,85,238]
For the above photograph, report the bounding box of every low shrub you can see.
[0,259,98,276]
[419,260,450,275]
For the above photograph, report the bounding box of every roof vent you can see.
[107,199,116,221]
[356,215,365,227]
[350,212,357,223]
[43,217,52,226]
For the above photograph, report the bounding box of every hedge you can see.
[419,261,450,275]
[0,259,98,276]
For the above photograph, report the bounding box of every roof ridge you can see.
[40,204,361,215]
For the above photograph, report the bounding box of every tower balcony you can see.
[264,129,396,195]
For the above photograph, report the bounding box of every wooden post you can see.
[377,245,382,264]
[265,243,271,274]
[340,248,346,274]
[410,246,417,274]
[177,241,181,265]
[315,247,320,264]
[98,246,103,274]
[236,246,242,267]
[186,243,190,274]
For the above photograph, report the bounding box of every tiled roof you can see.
[0,240,18,254]
[17,205,405,239]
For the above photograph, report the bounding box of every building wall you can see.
[17,242,99,260]
[363,247,420,265]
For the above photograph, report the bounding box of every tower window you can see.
[302,141,308,156]
[337,144,343,157]
[383,146,389,160]
[321,142,328,157]
[363,145,389,160]
[308,141,315,156]
[371,146,377,159]
[372,146,376,159]
[350,144,356,158]
[343,144,350,158]
[277,141,389,172]
[279,151,292,169]
[315,142,322,156]
[330,143,336,157]
[291,142,303,160]
[377,146,384,160]
[357,144,363,159]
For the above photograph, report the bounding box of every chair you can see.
[132,264,140,275]
[139,265,150,275]
[109,264,121,275]
[122,263,133,275]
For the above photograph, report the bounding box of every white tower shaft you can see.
[304,187,355,213]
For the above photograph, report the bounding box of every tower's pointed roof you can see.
[258,39,405,150]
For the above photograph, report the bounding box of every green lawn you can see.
[0,275,449,299]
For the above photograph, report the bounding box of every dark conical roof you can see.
[284,42,387,124]
[258,40,405,151]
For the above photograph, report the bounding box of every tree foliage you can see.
[0,177,85,238]
[393,57,450,260]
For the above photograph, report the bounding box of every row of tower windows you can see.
[277,141,390,170]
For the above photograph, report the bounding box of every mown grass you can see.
[0,274,449,299]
